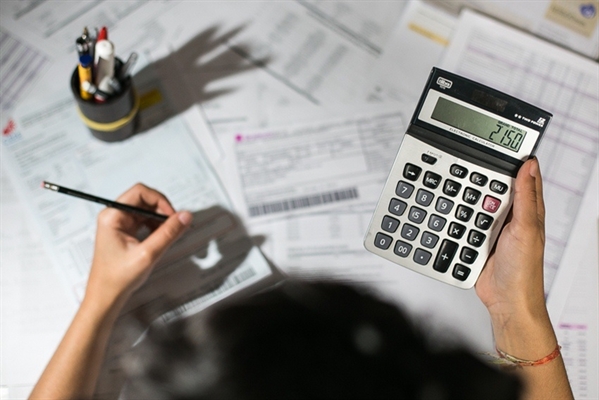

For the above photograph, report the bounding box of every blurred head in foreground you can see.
[122,280,521,400]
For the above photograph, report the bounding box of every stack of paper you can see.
[1,1,597,397]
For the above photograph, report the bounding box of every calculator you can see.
[364,68,552,288]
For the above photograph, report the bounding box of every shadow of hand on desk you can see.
[93,206,283,399]
[133,25,270,134]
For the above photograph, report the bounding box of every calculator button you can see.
[421,154,437,165]
[467,230,486,247]
[389,198,407,216]
[462,187,481,205]
[475,213,494,230]
[401,223,420,241]
[428,214,446,232]
[403,163,422,181]
[435,197,454,215]
[482,195,501,213]
[470,172,488,186]
[415,189,434,206]
[460,247,478,264]
[490,180,508,194]
[423,171,442,189]
[455,205,474,222]
[374,233,393,250]
[408,206,427,224]
[450,164,468,179]
[447,222,467,239]
[395,181,414,199]
[414,249,432,265]
[443,179,462,197]
[381,216,400,233]
[452,264,471,281]
[394,240,412,257]
[420,232,439,249]
[433,239,459,273]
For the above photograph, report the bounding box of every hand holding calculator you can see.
[364,68,552,288]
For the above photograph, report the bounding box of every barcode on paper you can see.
[160,266,258,323]
[248,187,359,217]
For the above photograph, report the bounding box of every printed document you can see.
[218,108,405,221]
[141,1,408,137]
[0,29,50,112]
[440,10,599,292]
[0,170,76,397]
[364,0,458,105]
[1,94,275,302]
[547,163,598,399]
[223,1,406,106]
[434,0,599,59]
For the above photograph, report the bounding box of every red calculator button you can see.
[482,195,501,213]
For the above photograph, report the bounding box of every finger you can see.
[511,159,539,226]
[529,157,546,226]
[116,183,176,215]
[97,205,140,233]
[138,211,193,264]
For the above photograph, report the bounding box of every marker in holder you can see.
[70,59,139,142]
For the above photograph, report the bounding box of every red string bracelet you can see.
[495,344,562,367]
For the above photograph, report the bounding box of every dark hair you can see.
[122,280,521,399]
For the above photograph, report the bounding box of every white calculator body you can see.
[364,68,551,288]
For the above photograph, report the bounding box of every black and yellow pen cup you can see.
[70,59,139,142]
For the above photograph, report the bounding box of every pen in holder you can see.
[70,58,139,142]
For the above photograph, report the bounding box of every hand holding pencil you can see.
[31,182,191,398]
[85,183,192,304]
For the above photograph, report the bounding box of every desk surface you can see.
[1,1,597,398]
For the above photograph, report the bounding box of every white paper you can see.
[440,9,599,292]
[0,1,178,58]
[547,161,598,399]
[225,1,406,106]
[2,99,279,398]
[364,0,458,105]
[0,169,77,397]
[433,0,599,59]
[0,29,51,112]
[218,108,405,221]
[2,83,274,294]
[555,272,599,400]
[136,1,408,143]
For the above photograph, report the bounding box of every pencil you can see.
[42,181,168,221]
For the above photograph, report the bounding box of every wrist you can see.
[490,305,557,361]
[81,285,128,324]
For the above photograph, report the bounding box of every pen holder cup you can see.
[70,59,139,142]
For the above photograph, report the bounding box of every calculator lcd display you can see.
[431,97,527,152]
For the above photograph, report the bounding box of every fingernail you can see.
[178,211,193,225]
[529,157,539,178]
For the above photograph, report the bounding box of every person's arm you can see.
[476,158,573,400]
[29,183,192,399]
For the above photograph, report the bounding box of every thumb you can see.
[511,159,540,226]
[141,211,193,263]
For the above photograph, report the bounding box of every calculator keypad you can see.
[365,135,513,288]
[443,180,461,197]
[435,197,454,214]
[381,216,399,233]
[389,199,407,216]
[467,230,486,247]
[396,181,414,198]
[403,164,422,181]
